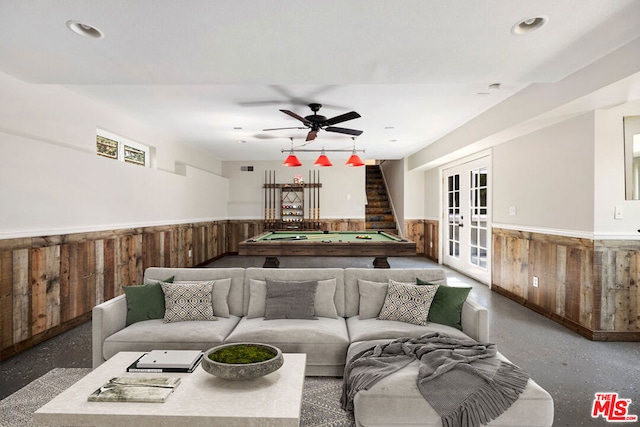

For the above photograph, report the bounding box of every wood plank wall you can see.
[492,228,640,341]
[0,219,265,360]
[405,219,439,261]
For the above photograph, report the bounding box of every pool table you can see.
[238,230,416,268]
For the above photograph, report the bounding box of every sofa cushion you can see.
[417,278,471,330]
[265,280,318,320]
[225,316,350,368]
[102,316,241,361]
[348,340,554,427]
[247,279,338,319]
[378,280,439,326]
[346,316,470,343]
[161,282,217,322]
[357,279,388,319]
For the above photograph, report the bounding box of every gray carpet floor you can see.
[1,255,639,426]
[0,368,354,427]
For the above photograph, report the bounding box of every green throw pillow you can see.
[122,276,174,326]
[416,278,471,330]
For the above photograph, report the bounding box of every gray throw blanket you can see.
[341,333,529,427]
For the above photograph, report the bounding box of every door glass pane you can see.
[468,167,489,270]
[447,173,461,259]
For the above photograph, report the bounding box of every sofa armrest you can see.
[460,298,489,343]
[92,294,127,368]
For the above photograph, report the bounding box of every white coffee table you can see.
[34,351,307,427]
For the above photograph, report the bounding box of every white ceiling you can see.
[2,0,640,161]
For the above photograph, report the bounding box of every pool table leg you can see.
[263,256,280,268]
[373,257,390,269]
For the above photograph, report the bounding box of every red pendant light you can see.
[345,150,365,167]
[283,150,302,167]
[283,137,302,167]
[314,149,333,167]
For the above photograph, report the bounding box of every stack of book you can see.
[127,350,204,373]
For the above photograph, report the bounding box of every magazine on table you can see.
[127,350,204,373]
[88,376,181,403]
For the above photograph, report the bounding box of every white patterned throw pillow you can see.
[378,280,439,326]
[161,282,217,323]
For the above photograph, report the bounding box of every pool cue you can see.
[308,169,311,227]
[271,170,276,226]
[264,170,267,225]
[270,170,274,227]
[312,170,316,228]
[316,170,320,228]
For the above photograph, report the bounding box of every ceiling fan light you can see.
[345,152,365,167]
[314,153,333,167]
[283,153,302,167]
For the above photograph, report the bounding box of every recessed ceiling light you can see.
[511,16,548,35]
[233,127,243,130]
[66,20,104,39]
[477,83,501,95]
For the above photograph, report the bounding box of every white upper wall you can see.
[492,112,595,235]
[594,100,640,239]
[222,160,366,220]
[0,71,228,238]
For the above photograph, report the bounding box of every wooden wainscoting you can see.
[493,228,640,341]
[0,220,268,360]
[594,240,640,340]
[404,219,439,261]
[322,219,366,232]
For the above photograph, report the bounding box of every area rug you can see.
[0,368,355,427]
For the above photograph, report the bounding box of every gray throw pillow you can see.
[357,279,389,319]
[264,280,318,320]
[247,279,337,318]
[314,279,338,318]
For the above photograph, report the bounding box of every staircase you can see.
[365,165,398,235]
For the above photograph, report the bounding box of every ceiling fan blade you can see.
[262,127,307,131]
[306,130,318,141]
[324,111,361,126]
[325,127,363,136]
[280,109,312,125]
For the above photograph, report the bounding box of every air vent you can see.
[240,166,254,172]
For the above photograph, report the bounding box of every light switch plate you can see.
[614,206,624,220]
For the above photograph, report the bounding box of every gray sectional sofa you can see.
[92,267,553,426]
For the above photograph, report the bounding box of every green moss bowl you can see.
[201,343,283,380]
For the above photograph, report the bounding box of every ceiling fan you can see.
[263,103,363,142]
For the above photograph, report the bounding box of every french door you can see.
[442,157,490,284]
